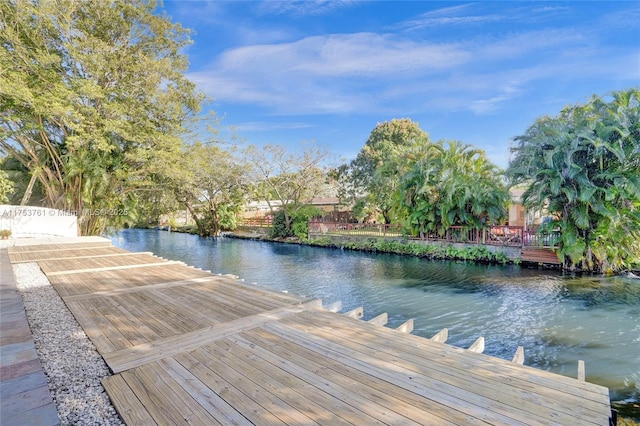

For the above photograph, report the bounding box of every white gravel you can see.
[13,262,124,426]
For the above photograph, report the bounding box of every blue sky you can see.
[161,1,639,168]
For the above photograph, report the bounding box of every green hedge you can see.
[304,237,511,264]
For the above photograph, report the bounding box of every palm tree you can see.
[507,88,640,273]
[396,140,509,238]
[63,148,137,235]
[339,119,429,224]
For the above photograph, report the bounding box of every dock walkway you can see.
[521,247,562,266]
[6,241,613,425]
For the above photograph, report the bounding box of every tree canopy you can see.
[508,88,640,273]
[244,143,330,235]
[0,0,203,234]
[395,140,509,237]
[334,118,507,234]
[165,143,248,237]
[334,118,428,223]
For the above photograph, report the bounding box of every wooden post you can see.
[344,306,363,319]
[578,360,585,382]
[367,313,388,326]
[323,301,342,312]
[303,299,323,309]
[511,346,524,364]
[396,319,414,333]
[430,328,448,343]
[519,227,524,248]
[468,337,485,353]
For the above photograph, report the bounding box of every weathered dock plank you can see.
[48,264,213,297]
[277,310,610,424]
[233,328,465,425]
[7,241,112,254]
[289,310,610,402]
[8,246,129,263]
[104,303,320,373]
[99,375,156,426]
[9,242,613,426]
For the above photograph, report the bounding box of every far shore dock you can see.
[2,238,614,425]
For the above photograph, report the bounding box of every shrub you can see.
[305,237,512,264]
[270,205,323,239]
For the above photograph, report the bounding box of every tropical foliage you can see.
[165,143,248,237]
[270,205,322,240]
[0,0,202,234]
[395,140,509,237]
[0,156,44,205]
[334,119,507,235]
[333,118,428,223]
[0,169,13,204]
[306,237,510,264]
[508,88,640,273]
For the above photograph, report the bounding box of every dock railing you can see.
[238,217,273,227]
[308,221,403,237]
[308,220,560,248]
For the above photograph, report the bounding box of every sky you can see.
[160,1,640,168]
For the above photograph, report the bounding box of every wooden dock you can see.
[521,247,562,266]
[8,242,613,425]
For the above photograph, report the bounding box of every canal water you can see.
[112,228,639,414]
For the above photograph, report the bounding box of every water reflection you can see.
[112,229,639,415]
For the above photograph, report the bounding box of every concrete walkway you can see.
[0,235,110,250]
[0,249,60,425]
[1,236,111,424]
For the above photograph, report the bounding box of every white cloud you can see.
[256,0,358,17]
[215,33,468,77]
[596,5,640,31]
[188,32,471,114]
[193,25,586,102]
[473,29,585,61]
[395,13,504,31]
[470,90,519,115]
[231,121,313,132]
[531,6,571,13]
[186,13,639,118]
[390,3,504,31]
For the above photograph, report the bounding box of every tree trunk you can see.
[207,208,220,237]
[284,212,293,234]
[20,171,38,205]
[184,202,206,237]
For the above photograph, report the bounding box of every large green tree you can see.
[0,0,202,234]
[166,143,248,237]
[395,140,509,237]
[244,143,330,234]
[334,118,428,223]
[508,88,640,273]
